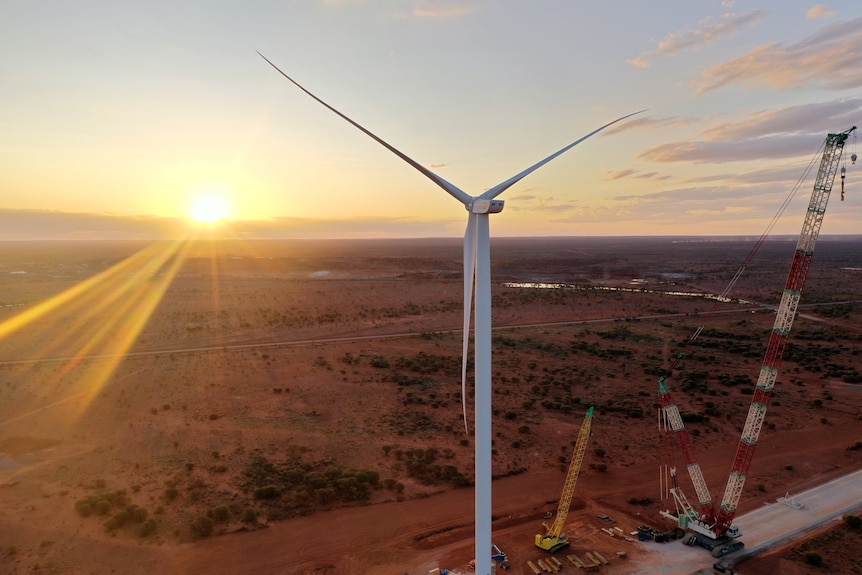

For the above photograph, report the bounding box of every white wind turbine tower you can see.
[259,52,642,575]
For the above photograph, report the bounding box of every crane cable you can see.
[665,138,828,374]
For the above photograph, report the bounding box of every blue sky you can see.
[1,0,860,239]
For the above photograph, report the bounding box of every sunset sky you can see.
[2,1,860,240]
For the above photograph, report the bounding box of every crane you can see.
[714,125,856,533]
[660,126,857,548]
[536,407,594,553]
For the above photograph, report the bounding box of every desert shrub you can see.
[190,516,214,538]
[803,552,823,566]
[139,519,157,537]
[595,462,608,472]
[594,448,606,458]
[253,485,281,500]
[241,508,259,523]
[104,509,132,532]
[209,505,230,522]
[75,491,129,517]
[843,514,862,530]
[680,412,707,423]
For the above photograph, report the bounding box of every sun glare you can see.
[190,194,230,224]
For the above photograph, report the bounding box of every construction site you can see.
[420,129,861,575]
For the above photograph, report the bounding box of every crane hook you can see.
[841,166,846,201]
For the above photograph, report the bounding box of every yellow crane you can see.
[535,407,595,553]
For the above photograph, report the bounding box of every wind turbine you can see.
[259,52,642,575]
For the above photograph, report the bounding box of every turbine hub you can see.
[468,199,505,214]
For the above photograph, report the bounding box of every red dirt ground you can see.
[0,238,860,575]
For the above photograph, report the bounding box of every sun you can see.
[190,194,230,224]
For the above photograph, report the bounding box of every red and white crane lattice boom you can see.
[660,126,857,542]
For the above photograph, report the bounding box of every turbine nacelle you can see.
[469,199,505,214]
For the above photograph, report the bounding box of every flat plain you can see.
[0,236,860,575]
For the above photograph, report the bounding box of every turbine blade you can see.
[461,213,478,434]
[258,52,473,206]
[479,110,647,201]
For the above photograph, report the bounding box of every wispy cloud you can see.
[626,57,650,69]
[806,4,835,19]
[696,16,862,93]
[0,210,188,240]
[606,168,637,181]
[0,210,462,240]
[601,114,698,135]
[684,166,803,185]
[638,134,825,163]
[638,99,861,163]
[612,182,792,213]
[506,196,577,213]
[700,98,861,140]
[604,169,672,182]
[656,10,767,57]
[628,10,766,67]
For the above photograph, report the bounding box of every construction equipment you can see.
[659,126,857,549]
[535,407,594,552]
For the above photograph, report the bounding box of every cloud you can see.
[428,163,447,169]
[700,99,862,140]
[605,169,672,182]
[696,16,862,93]
[506,195,577,213]
[612,182,795,215]
[686,205,754,217]
[638,99,860,163]
[0,209,462,240]
[0,210,188,240]
[231,215,461,238]
[806,4,835,19]
[655,10,767,57]
[601,114,698,136]
[638,133,825,163]
[606,169,637,181]
[684,165,803,185]
[411,1,479,19]
[629,9,766,67]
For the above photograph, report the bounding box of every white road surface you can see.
[626,467,862,574]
